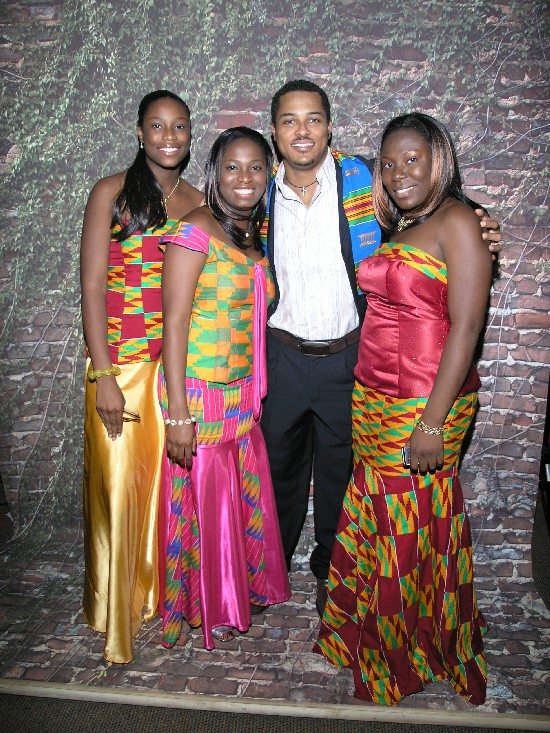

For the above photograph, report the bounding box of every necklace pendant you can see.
[284,175,316,196]
[397,216,414,232]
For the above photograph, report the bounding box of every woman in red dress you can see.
[315,113,493,706]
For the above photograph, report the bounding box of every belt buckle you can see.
[300,340,331,357]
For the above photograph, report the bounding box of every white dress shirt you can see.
[268,149,359,340]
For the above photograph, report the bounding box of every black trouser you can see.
[261,330,358,579]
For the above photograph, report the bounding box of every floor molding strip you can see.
[1,679,549,731]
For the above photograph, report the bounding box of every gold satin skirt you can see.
[82,358,164,663]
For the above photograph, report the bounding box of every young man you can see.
[260,80,501,616]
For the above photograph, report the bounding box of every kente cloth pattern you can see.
[157,222,288,650]
[354,242,480,398]
[314,385,487,705]
[159,222,274,385]
[260,149,381,293]
[158,371,290,651]
[314,243,487,705]
[106,220,176,364]
[82,359,164,663]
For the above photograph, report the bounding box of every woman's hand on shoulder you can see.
[474,208,502,255]
[439,201,493,266]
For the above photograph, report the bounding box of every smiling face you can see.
[380,128,433,211]
[270,91,332,175]
[218,138,268,216]
[137,97,191,172]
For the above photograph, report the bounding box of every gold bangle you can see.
[88,365,122,382]
[416,419,444,436]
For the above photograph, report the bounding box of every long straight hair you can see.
[204,127,273,252]
[372,112,479,232]
[111,90,191,242]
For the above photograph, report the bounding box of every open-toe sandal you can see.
[212,626,235,642]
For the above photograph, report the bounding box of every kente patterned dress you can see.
[314,242,487,706]
[157,222,290,650]
[83,220,176,664]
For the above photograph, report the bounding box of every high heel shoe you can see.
[250,602,266,616]
[212,626,235,642]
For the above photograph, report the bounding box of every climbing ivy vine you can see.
[0,0,547,534]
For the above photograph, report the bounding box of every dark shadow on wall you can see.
[0,473,14,545]
[532,374,550,609]
[537,375,550,532]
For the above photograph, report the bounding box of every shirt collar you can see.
[275,148,334,197]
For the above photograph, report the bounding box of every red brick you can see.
[232,95,270,113]
[514,294,549,310]
[215,113,259,129]
[519,330,550,349]
[517,562,536,577]
[240,639,288,653]
[512,682,550,701]
[475,563,514,577]
[532,380,550,399]
[515,313,550,329]
[515,279,541,295]
[241,681,289,698]
[309,42,328,54]
[157,675,188,692]
[0,47,24,63]
[23,667,52,681]
[288,628,313,641]
[477,345,510,361]
[385,44,427,62]
[187,677,240,694]
[307,58,331,75]
[490,394,540,413]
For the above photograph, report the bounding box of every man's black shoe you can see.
[315,578,328,618]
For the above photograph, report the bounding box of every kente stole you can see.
[260,149,381,294]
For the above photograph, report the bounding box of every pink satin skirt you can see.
[158,371,290,650]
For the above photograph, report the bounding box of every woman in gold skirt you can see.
[80,90,203,663]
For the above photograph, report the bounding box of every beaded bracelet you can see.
[164,416,197,427]
[416,419,444,436]
[88,365,121,382]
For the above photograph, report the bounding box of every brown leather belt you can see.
[268,326,361,357]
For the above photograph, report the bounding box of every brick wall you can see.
[0,0,548,600]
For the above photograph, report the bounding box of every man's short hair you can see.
[270,79,331,124]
